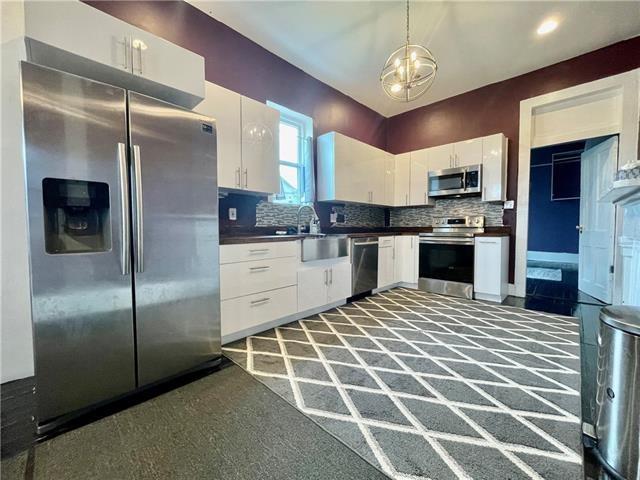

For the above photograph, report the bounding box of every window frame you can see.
[267,101,313,205]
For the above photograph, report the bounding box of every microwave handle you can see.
[462,168,467,191]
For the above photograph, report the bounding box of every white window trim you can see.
[267,101,314,205]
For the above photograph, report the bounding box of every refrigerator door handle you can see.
[132,144,144,273]
[117,143,131,275]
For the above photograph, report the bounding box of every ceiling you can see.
[189,1,640,117]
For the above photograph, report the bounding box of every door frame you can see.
[514,69,640,300]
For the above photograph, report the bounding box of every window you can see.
[267,102,314,204]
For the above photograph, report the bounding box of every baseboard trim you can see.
[475,292,507,303]
[222,299,347,345]
[527,251,579,264]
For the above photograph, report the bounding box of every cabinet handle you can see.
[455,153,458,167]
[405,193,408,205]
[324,269,328,285]
[137,43,143,75]
[329,268,333,285]
[449,154,452,168]
[235,167,241,187]
[119,36,130,70]
[249,266,270,272]
[424,192,427,204]
[250,297,270,306]
[249,248,269,253]
[243,168,248,188]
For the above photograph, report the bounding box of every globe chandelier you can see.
[380,0,437,102]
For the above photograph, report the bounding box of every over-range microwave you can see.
[428,164,482,197]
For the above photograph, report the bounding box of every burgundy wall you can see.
[85,1,387,149]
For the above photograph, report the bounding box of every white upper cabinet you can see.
[196,82,280,194]
[24,0,131,73]
[394,153,411,206]
[383,152,396,206]
[317,132,388,206]
[241,96,280,194]
[481,133,508,202]
[453,138,483,167]
[409,148,434,206]
[428,144,454,171]
[194,82,242,189]
[129,30,204,103]
[23,0,205,108]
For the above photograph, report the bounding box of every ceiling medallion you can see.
[380,0,437,102]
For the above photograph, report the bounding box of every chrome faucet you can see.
[297,204,319,234]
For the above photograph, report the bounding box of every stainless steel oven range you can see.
[418,216,484,299]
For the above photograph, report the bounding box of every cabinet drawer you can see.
[221,257,297,300]
[221,286,297,337]
[220,241,297,264]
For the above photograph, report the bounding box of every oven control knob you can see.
[474,218,480,224]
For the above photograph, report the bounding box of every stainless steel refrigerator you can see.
[21,61,221,433]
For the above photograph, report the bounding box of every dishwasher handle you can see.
[353,240,379,246]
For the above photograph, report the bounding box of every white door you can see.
[454,138,483,167]
[428,144,454,171]
[195,82,242,189]
[298,267,328,312]
[241,97,280,194]
[394,153,411,206]
[327,262,352,303]
[578,136,618,303]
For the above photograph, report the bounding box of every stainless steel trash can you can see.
[595,306,640,480]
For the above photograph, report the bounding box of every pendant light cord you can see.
[406,0,410,45]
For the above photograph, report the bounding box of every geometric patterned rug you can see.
[224,288,583,480]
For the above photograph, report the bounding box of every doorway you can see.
[524,134,617,314]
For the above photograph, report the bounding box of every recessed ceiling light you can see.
[537,18,559,36]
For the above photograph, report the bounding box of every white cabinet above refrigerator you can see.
[23,0,205,108]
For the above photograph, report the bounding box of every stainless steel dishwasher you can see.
[351,237,379,296]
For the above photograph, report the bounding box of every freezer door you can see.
[128,92,220,386]
[21,62,136,423]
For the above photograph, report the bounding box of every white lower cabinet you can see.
[221,286,297,338]
[298,260,351,312]
[394,236,419,284]
[377,237,395,289]
[474,236,509,302]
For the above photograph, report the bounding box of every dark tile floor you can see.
[1,361,387,480]
[505,261,612,479]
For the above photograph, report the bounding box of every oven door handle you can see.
[419,239,475,246]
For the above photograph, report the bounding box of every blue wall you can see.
[528,142,584,254]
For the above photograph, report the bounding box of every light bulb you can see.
[410,51,417,61]
[390,83,402,93]
[394,58,401,68]
[537,18,558,35]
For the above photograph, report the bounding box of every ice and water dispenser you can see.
[42,178,111,254]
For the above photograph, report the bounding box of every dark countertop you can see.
[219,226,511,245]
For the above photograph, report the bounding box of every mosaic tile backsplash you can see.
[255,201,386,228]
[255,196,502,228]
[390,197,504,227]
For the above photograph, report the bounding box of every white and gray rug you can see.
[527,267,563,282]
[224,288,582,480]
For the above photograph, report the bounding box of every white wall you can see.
[1,0,34,383]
